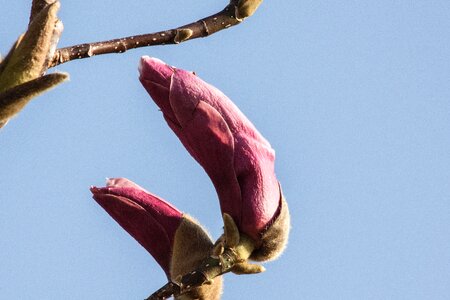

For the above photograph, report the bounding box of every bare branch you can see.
[49,0,262,67]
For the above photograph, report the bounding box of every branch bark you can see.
[146,248,241,300]
[49,0,262,67]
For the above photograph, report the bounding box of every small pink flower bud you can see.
[91,178,223,298]
[91,178,182,276]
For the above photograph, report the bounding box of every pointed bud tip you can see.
[139,56,174,89]
[90,186,100,194]
[139,56,166,74]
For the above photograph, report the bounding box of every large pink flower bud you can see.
[139,57,290,261]
[91,178,222,299]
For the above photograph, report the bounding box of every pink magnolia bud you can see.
[91,178,224,299]
[139,57,289,261]
[91,178,183,276]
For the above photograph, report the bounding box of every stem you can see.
[145,282,181,300]
[49,0,245,67]
[145,234,256,300]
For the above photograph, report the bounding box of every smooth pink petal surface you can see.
[91,178,182,277]
[139,57,280,241]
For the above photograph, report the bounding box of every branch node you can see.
[174,28,193,44]
[201,20,210,36]
[87,45,94,57]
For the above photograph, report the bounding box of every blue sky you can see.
[1,1,449,299]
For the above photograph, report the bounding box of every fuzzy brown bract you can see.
[171,216,223,300]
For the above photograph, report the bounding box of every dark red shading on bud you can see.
[139,57,283,247]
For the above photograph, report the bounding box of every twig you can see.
[49,0,260,67]
[145,249,236,300]
[145,282,180,300]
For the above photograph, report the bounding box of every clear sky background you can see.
[1,1,449,299]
